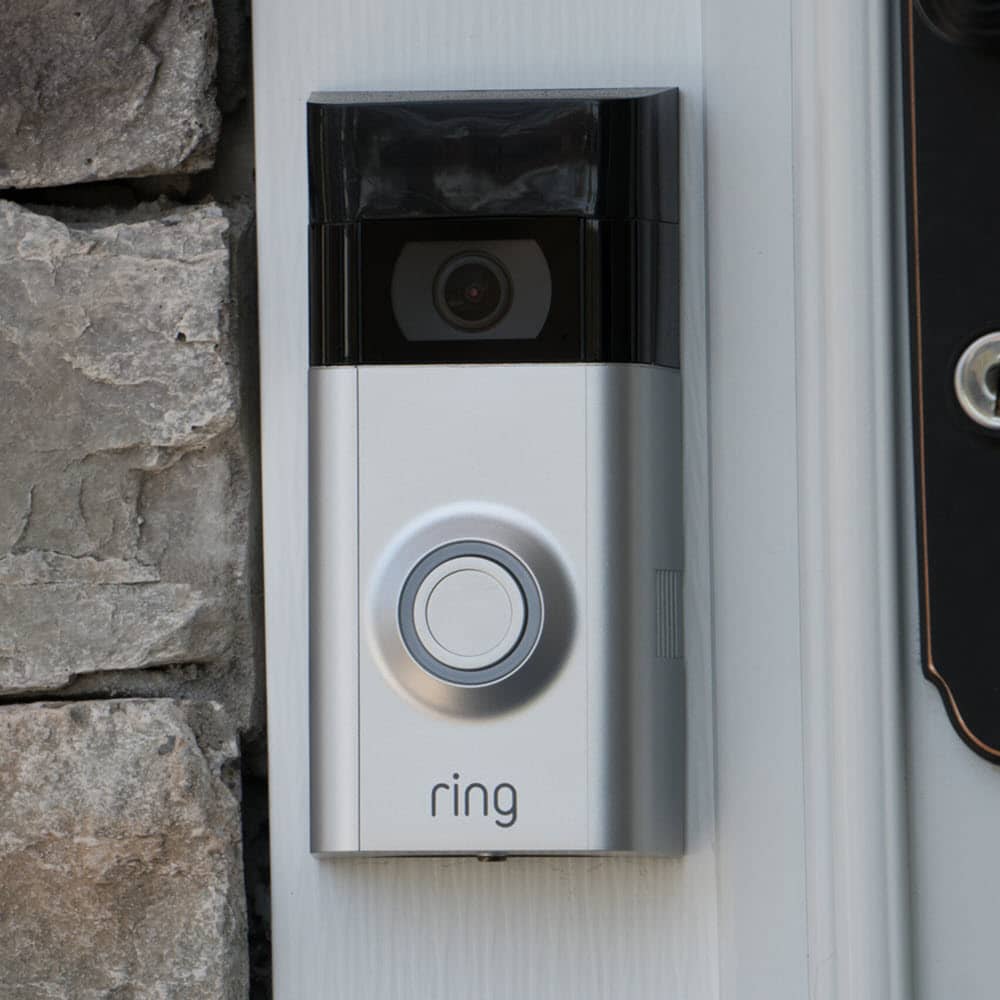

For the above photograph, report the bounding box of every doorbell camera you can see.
[308,88,684,855]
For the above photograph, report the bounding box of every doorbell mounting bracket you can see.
[308,88,685,855]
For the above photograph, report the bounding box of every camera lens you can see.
[433,252,512,331]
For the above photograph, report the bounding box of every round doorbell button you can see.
[398,540,544,687]
[413,557,527,669]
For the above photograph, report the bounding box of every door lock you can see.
[954,331,1000,429]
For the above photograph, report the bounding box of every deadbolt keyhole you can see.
[986,364,1000,412]
[955,332,1000,428]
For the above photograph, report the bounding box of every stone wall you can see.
[0,2,264,996]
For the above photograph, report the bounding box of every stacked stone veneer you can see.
[0,2,258,997]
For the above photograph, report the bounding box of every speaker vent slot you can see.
[655,569,683,659]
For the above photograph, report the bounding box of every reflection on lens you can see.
[433,252,512,331]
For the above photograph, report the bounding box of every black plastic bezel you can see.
[307,88,681,369]
[309,217,680,368]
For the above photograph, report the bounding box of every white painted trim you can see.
[252,1,721,997]
[703,0,810,993]
[706,0,911,996]
[790,2,912,998]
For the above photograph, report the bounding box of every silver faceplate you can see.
[310,363,684,855]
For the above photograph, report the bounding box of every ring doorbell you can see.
[308,89,684,855]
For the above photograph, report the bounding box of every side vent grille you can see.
[655,569,683,659]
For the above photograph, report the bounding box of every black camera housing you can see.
[308,89,680,367]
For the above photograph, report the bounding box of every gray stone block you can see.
[0,199,258,728]
[0,0,221,189]
[0,699,248,999]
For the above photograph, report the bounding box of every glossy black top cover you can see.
[307,89,679,225]
[308,89,679,368]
